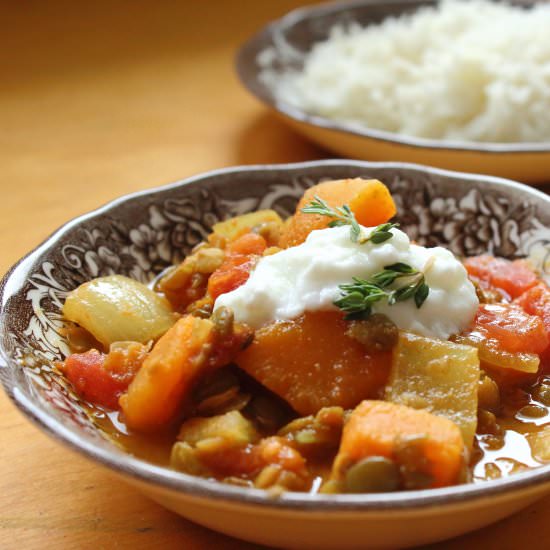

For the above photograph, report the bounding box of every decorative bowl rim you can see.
[2,159,550,512]
[235,0,550,155]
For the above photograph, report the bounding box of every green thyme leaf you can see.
[391,284,419,304]
[301,196,398,245]
[300,195,336,217]
[385,262,415,274]
[359,222,399,245]
[335,263,430,319]
[369,231,393,244]
[370,269,401,288]
[414,282,430,308]
[327,219,348,228]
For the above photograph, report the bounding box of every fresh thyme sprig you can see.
[301,195,362,242]
[334,262,430,320]
[301,195,398,244]
[364,222,399,245]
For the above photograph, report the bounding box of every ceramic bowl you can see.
[1,160,550,550]
[236,0,550,185]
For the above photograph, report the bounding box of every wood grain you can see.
[1,1,549,549]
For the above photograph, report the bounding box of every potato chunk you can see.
[386,332,479,449]
[63,275,175,347]
[212,210,283,242]
[178,410,259,448]
[332,400,464,489]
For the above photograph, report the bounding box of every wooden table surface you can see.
[1,1,550,549]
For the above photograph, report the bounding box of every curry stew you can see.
[60,179,550,494]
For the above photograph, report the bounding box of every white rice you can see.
[260,0,550,143]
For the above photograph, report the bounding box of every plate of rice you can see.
[236,0,550,184]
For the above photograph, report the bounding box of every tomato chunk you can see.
[464,255,538,299]
[515,283,550,351]
[63,343,146,409]
[472,303,548,355]
[208,232,266,299]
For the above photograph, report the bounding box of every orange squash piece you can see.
[119,316,214,431]
[236,311,392,415]
[332,401,464,488]
[279,178,396,248]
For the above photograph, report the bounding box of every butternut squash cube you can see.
[332,400,465,489]
[236,311,392,416]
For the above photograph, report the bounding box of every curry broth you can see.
[89,368,550,491]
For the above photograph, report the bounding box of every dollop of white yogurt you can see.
[214,225,478,340]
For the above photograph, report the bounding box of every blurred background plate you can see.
[236,0,550,185]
